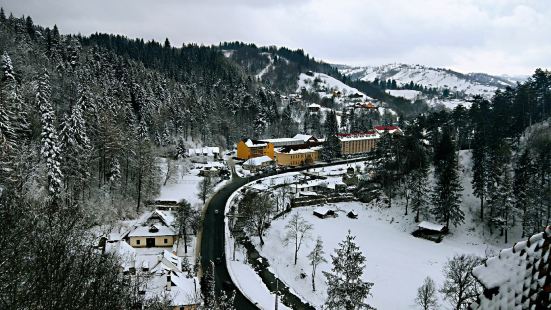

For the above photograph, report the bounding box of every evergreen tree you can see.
[176,137,187,159]
[410,167,430,222]
[431,128,464,228]
[321,110,341,161]
[201,260,216,309]
[324,231,374,310]
[175,199,200,254]
[493,166,514,243]
[37,70,63,202]
[470,98,490,221]
[60,92,91,200]
[375,130,396,208]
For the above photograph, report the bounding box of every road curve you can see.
[200,156,373,309]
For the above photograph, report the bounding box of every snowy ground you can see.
[239,151,520,309]
[157,158,227,206]
[385,89,422,101]
[224,187,292,310]
[428,98,472,110]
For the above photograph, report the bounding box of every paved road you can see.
[200,176,259,310]
[200,156,374,309]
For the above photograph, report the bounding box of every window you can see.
[164,238,168,244]
[136,239,141,245]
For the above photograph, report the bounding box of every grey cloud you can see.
[0,0,549,75]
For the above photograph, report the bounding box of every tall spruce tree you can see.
[470,97,490,221]
[321,110,341,161]
[431,128,464,228]
[324,231,374,310]
[37,70,63,202]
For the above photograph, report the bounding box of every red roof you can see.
[337,131,377,137]
[374,125,400,131]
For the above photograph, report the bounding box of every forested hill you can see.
[220,42,425,116]
[0,13,289,221]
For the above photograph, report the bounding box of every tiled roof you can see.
[471,226,551,309]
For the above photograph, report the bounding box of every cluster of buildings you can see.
[103,208,200,309]
[237,134,322,170]
[236,126,403,170]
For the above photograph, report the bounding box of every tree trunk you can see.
[136,168,142,213]
[312,267,316,291]
[480,194,484,221]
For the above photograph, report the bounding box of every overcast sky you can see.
[1,0,549,75]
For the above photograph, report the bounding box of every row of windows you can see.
[135,238,169,245]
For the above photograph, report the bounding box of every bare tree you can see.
[440,254,483,310]
[416,276,438,310]
[197,175,214,204]
[284,213,313,265]
[307,236,327,291]
[239,190,274,246]
[176,199,200,254]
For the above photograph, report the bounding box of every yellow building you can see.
[237,139,275,160]
[338,131,380,155]
[128,224,177,248]
[127,210,178,248]
[275,147,319,166]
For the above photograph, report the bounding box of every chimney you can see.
[166,271,172,291]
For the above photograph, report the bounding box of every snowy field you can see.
[256,201,501,309]
[236,151,519,309]
[157,158,227,206]
[428,98,472,110]
[385,89,422,101]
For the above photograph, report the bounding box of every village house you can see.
[187,147,220,163]
[374,125,404,135]
[242,155,274,172]
[275,146,320,167]
[236,139,275,160]
[106,242,201,310]
[258,137,304,148]
[307,103,321,112]
[337,131,380,155]
[292,134,319,144]
[126,210,178,248]
[313,207,336,219]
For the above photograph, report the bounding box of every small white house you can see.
[242,155,274,172]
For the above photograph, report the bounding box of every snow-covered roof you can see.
[128,224,177,237]
[313,207,333,215]
[105,240,136,269]
[293,134,316,142]
[337,131,380,142]
[258,138,303,147]
[308,103,321,108]
[243,155,273,166]
[471,227,551,309]
[144,252,201,307]
[244,139,267,148]
[374,125,403,134]
[277,147,318,155]
[188,147,220,156]
[417,221,446,232]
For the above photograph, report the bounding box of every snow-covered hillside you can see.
[385,89,422,101]
[297,72,397,116]
[340,63,516,97]
[297,72,372,100]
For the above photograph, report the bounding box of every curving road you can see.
[200,175,259,309]
[200,156,373,309]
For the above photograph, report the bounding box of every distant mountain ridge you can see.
[338,63,525,97]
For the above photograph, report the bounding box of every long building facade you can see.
[337,131,380,155]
